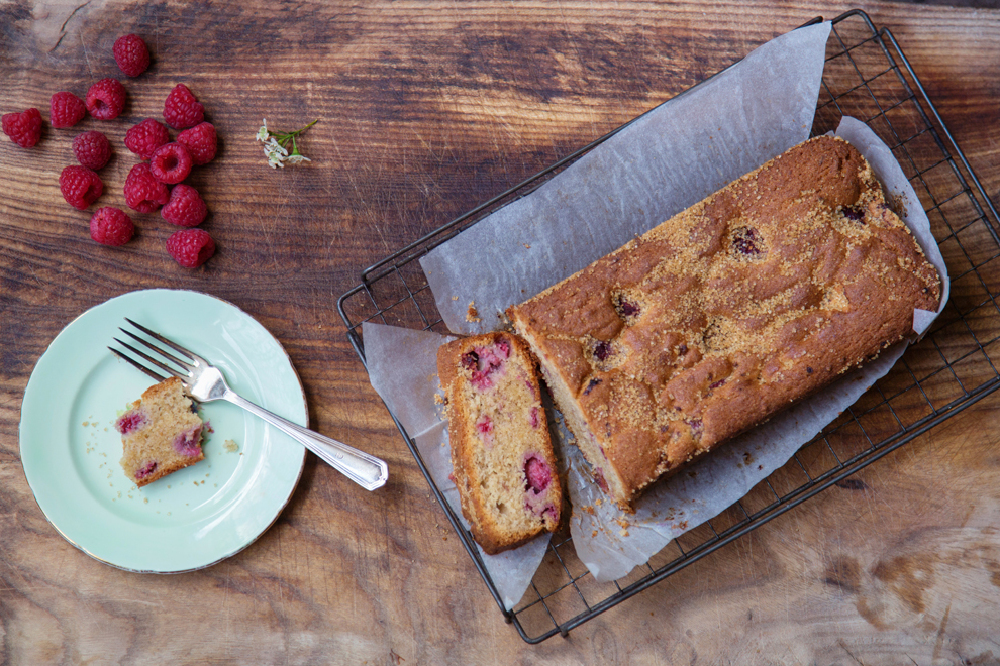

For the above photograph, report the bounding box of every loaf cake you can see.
[437,332,563,554]
[116,377,205,487]
[507,135,941,511]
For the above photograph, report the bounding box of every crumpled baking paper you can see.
[361,19,949,597]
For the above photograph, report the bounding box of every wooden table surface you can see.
[2,0,999,663]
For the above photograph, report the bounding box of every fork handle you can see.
[223,392,389,490]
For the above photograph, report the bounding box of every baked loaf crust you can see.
[116,377,205,487]
[437,332,563,554]
[507,136,941,511]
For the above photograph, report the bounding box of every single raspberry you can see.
[59,165,103,209]
[113,34,150,78]
[115,409,146,434]
[176,122,216,165]
[731,226,764,259]
[89,207,134,246]
[2,108,42,148]
[524,455,553,493]
[150,142,193,184]
[163,84,204,129]
[85,79,126,120]
[72,131,111,170]
[50,92,87,128]
[161,184,207,227]
[167,228,215,268]
[134,461,158,481]
[123,162,169,213]
[124,118,170,159]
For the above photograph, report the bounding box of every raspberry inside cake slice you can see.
[116,376,205,487]
[437,332,563,555]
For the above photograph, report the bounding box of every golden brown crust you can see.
[437,332,564,555]
[508,136,941,510]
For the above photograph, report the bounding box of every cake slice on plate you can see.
[116,376,205,487]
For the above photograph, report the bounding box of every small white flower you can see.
[256,119,270,142]
[257,118,318,169]
[265,144,287,169]
[266,137,288,155]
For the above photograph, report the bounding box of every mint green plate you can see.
[19,289,307,572]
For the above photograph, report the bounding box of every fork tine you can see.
[108,346,171,383]
[123,318,202,363]
[118,328,196,372]
[113,337,189,380]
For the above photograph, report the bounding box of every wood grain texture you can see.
[1,0,999,663]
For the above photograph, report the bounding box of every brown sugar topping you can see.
[508,136,941,510]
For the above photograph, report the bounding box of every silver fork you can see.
[109,318,388,491]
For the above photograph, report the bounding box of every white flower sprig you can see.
[255,118,319,169]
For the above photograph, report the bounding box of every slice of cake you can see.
[116,377,205,487]
[507,135,942,511]
[437,331,563,555]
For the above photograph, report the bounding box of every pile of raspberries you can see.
[2,34,216,268]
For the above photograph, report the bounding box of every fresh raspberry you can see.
[161,185,207,227]
[150,142,193,184]
[89,207,134,246]
[72,131,111,170]
[176,122,216,165]
[2,108,42,148]
[50,92,87,128]
[85,79,126,120]
[123,162,169,213]
[163,84,204,129]
[113,34,150,78]
[59,165,103,209]
[124,118,170,160]
[167,228,215,268]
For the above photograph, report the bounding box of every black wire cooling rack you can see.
[337,9,1000,643]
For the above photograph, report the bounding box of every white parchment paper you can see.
[362,21,951,596]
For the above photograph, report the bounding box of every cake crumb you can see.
[143,497,148,504]
[620,529,629,537]
[523,243,531,249]
[223,439,239,453]
[466,302,481,323]
[452,296,459,301]
[82,421,90,427]
[592,530,598,538]
[433,394,444,405]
